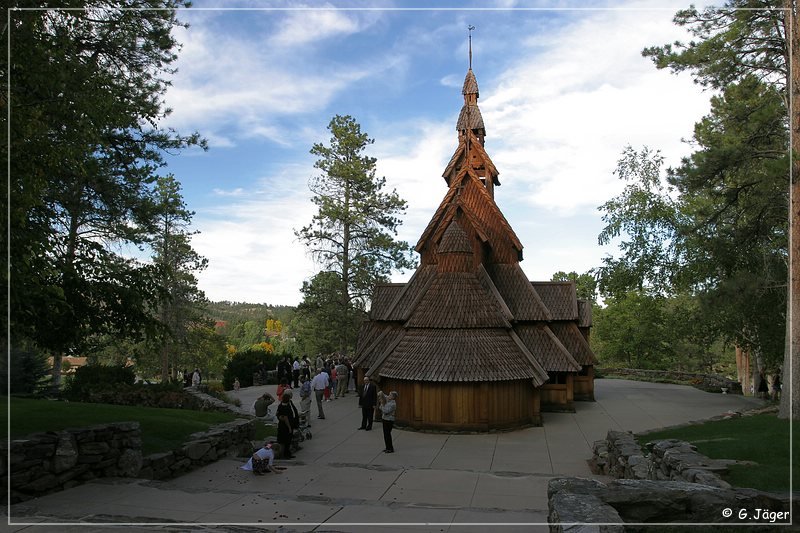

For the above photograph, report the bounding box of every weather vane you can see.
[468,25,475,69]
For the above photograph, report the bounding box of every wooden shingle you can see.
[548,322,598,366]
[515,324,580,372]
[406,272,511,329]
[531,282,578,320]
[487,264,552,321]
[370,283,406,319]
[377,328,548,383]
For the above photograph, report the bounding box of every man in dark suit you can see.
[358,376,377,430]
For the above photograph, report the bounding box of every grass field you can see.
[637,413,797,493]
[3,396,273,455]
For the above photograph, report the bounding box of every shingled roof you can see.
[355,62,596,386]
[531,281,579,320]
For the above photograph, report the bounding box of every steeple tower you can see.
[444,26,500,198]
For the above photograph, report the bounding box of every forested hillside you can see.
[205,301,296,326]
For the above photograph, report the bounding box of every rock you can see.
[78,441,110,455]
[548,492,624,533]
[183,440,212,461]
[116,448,142,477]
[52,433,78,474]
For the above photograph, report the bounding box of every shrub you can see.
[63,364,136,401]
[222,349,277,389]
[5,346,51,395]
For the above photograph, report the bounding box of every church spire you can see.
[468,24,474,70]
[456,26,484,137]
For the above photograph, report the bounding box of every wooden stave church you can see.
[353,61,597,432]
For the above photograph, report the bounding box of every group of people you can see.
[276,354,356,397]
[242,357,400,475]
[182,368,202,388]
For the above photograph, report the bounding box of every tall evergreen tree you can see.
[150,175,209,382]
[295,115,414,352]
[642,0,796,418]
[5,2,205,390]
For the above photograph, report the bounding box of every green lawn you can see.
[638,414,797,493]
[3,397,273,455]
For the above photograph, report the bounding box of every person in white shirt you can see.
[310,368,329,419]
[292,358,301,388]
[240,442,285,475]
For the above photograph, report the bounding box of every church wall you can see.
[379,378,542,431]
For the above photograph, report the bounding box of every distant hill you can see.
[205,301,296,326]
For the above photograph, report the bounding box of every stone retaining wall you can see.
[3,422,143,504]
[590,430,732,488]
[597,368,742,394]
[4,417,258,502]
[138,418,256,480]
[548,477,794,531]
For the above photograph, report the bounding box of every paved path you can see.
[6,379,764,532]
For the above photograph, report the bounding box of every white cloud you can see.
[269,8,361,48]
[192,170,318,305]
[163,22,372,142]
[212,187,246,197]
[477,7,711,214]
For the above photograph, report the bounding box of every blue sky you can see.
[159,1,713,305]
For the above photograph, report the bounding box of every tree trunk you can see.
[779,0,799,420]
[50,351,63,394]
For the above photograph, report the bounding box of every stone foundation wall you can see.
[597,368,742,394]
[4,418,258,502]
[3,422,143,504]
[590,430,731,488]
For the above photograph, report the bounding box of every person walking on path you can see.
[311,368,329,419]
[358,376,377,430]
[379,391,397,453]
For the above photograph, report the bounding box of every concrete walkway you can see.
[6,379,765,532]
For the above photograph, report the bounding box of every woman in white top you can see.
[379,391,397,453]
[240,442,285,475]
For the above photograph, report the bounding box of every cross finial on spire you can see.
[468,25,475,69]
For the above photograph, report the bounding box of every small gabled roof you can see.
[515,324,580,372]
[487,264,552,321]
[442,129,499,184]
[373,328,548,384]
[405,272,511,329]
[578,299,593,328]
[370,283,406,319]
[531,281,578,320]
[548,322,598,366]
[381,264,437,321]
[417,169,520,258]
[438,220,473,254]
[352,322,406,370]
